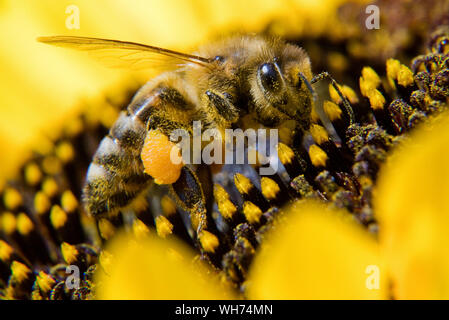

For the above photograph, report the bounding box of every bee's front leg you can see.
[411,54,441,73]
[311,71,355,125]
[202,89,242,132]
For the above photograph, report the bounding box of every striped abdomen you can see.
[82,92,158,217]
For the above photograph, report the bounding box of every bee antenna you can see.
[298,72,318,103]
[311,71,355,125]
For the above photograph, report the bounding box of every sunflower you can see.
[95,107,449,300]
[1,0,449,300]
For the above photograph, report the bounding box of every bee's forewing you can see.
[37,36,212,71]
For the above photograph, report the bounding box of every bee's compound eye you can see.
[214,55,225,62]
[258,62,281,92]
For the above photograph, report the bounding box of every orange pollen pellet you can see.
[141,130,184,185]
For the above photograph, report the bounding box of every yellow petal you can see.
[376,112,449,299]
[248,201,386,299]
[95,231,235,299]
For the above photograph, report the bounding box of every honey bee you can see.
[38,35,351,233]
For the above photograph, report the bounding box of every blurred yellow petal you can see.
[95,231,236,299]
[248,201,387,299]
[376,112,449,299]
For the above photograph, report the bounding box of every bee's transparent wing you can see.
[37,36,213,71]
[81,48,179,71]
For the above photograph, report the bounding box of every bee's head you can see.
[250,41,315,129]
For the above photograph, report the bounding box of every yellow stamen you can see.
[243,201,263,224]
[277,143,295,165]
[98,219,115,240]
[64,117,84,137]
[4,188,22,211]
[214,184,236,219]
[61,190,78,213]
[311,106,320,123]
[213,184,230,202]
[234,173,252,195]
[361,66,381,88]
[368,89,386,110]
[161,195,176,216]
[24,163,42,186]
[329,83,357,105]
[323,100,342,121]
[99,250,113,275]
[199,230,219,253]
[309,144,328,167]
[42,156,62,175]
[386,58,401,80]
[17,213,34,236]
[61,242,78,265]
[0,240,14,261]
[155,216,173,239]
[36,271,55,293]
[128,193,148,212]
[34,191,51,215]
[359,77,370,97]
[217,199,237,220]
[261,177,280,200]
[55,141,75,163]
[327,52,348,73]
[133,219,150,238]
[50,205,67,229]
[34,137,54,156]
[11,261,31,283]
[309,124,329,145]
[2,212,16,235]
[328,83,341,104]
[397,65,414,87]
[42,178,59,197]
[341,85,359,104]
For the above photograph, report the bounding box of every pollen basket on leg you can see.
[141,130,183,185]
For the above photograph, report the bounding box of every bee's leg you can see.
[142,113,208,234]
[170,165,207,234]
[411,53,441,73]
[146,114,192,136]
[411,55,429,73]
[298,72,318,103]
[311,71,355,125]
[204,89,240,123]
